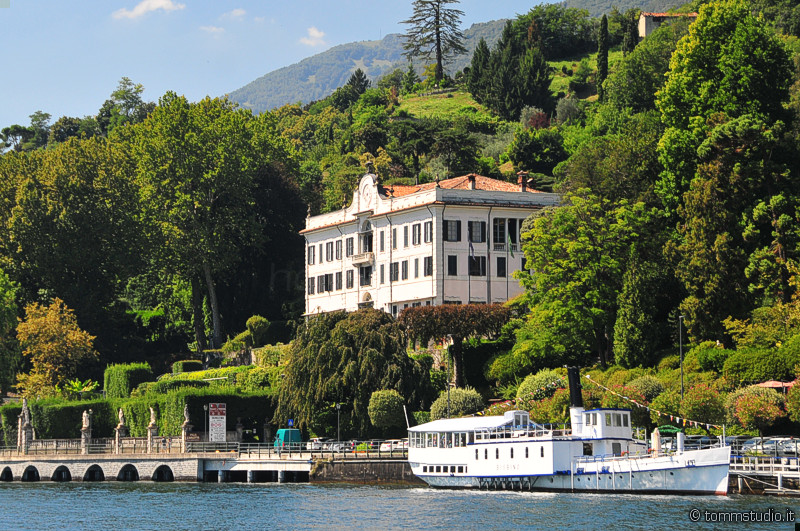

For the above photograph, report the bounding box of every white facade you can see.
[302,172,559,316]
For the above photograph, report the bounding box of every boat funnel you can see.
[567,367,583,408]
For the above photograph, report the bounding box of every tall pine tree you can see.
[402,0,467,83]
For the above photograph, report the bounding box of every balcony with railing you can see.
[350,252,374,266]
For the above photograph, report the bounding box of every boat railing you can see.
[474,423,571,442]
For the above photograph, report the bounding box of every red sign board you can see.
[209,403,226,416]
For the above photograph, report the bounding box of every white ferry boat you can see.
[408,368,731,495]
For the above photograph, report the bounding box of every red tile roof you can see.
[381,174,543,198]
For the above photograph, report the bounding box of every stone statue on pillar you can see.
[147,406,158,453]
[181,404,193,453]
[115,408,129,454]
[18,399,33,453]
[80,409,93,455]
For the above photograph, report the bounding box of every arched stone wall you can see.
[21,465,40,482]
[51,465,71,482]
[116,464,139,481]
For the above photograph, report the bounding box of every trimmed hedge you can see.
[133,379,210,396]
[172,360,203,374]
[0,388,275,442]
[104,363,154,399]
[722,349,793,385]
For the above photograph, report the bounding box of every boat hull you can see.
[412,447,731,495]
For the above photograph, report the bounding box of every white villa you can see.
[302,172,560,317]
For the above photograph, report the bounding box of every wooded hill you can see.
[227,0,687,112]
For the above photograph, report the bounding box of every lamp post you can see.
[447,383,455,418]
[336,403,342,444]
[203,404,208,443]
[679,315,685,401]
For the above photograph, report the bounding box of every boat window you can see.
[592,413,598,425]
[450,466,456,473]
[585,413,592,426]
[605,413,612,426]
[614,413,622,427]
[484,448,488,460]
[583,443,592,456]
[623,414,629,427]
[475,449,478,460]
[468,432,474,444]
[457,466,463,473]
[510,448,514,459]
[541,446,544,458]
[496,448,499,459]
[525,447,529,458]
[423,466,427,472]
[435,466,441,473]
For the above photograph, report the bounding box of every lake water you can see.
[0,482,797,530]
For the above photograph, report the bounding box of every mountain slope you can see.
[227,20,507,113]
[227,0,687,112]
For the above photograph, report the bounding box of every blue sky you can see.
[1,0,540,129]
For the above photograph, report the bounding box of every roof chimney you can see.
[468,173,476,190]
[517,171,529,192]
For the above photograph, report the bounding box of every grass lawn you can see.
[397,91,492,118]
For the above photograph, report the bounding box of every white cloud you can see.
[224,8,246,19]
[112,0,185,20]
[200,25,225,34]
[300,26,326,47]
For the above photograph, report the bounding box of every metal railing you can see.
[0,439,409,460]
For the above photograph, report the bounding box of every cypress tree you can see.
[597,15,609,102]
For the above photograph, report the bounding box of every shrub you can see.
[658,355,680,371]
[172,360,203,374]
[222,331,250,353]
[724,385,785,425]
[246,315,270,347]
[516,368,565,405]
[787,383,800,423]
[430,387,484,420]
[722,349,792,385]
[368,390,406,432]
[254,343,290,367]
[606,367,652,389]
[238,367,272,393]
[412,411,431,426]
[680,384,725,426]
[627,376,665,402]
[104,363,154,399]
[134,379,210,396]
[649,389,681,427]
[732,389,786,435]
[779,334,800,375]
[691,341,731,372]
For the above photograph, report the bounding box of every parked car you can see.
[778,438,799,456]
[724,435,751,454]
[379,439,408,452]
[306,437,331,450]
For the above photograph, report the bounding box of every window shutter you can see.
[480,222,486,243]
[456,221,461,241]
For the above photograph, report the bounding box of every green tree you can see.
[430,386,484,419]
[507,127,566,176]
[606,18,690,113]
[347,68,371,95]
[400,304,510,388]
[402,0,467,84]
[4,137,145,356]
[466,38,490,103]
[517,191,650,366]
[402,63,421,93]
[368,389,406,435]
[0,268,20,395]
[655,0,792,213]
[733,388,786,435]
[276,310,427,437]
[597,15,609,102]
[131,94,267,349]
[15,298,98,398]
